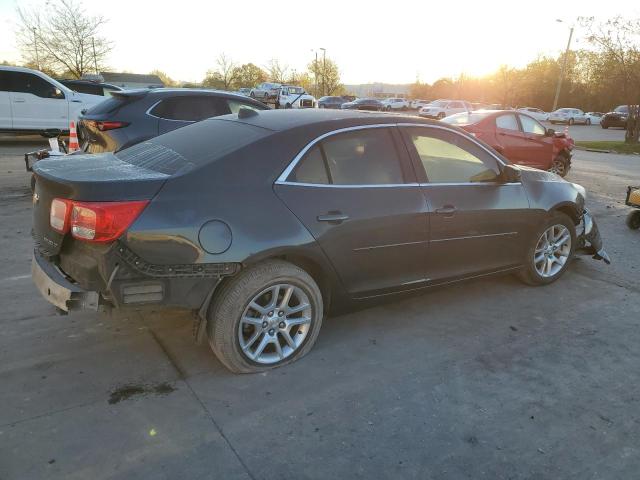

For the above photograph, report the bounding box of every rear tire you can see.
[601,123,608,129]
[517,212,576,286]
[207,260,324,374]
[568,118,575,125]
[586,118,591,125]
[627,210,640,230]
[437,112,445,120]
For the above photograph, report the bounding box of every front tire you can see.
[207,260,324,374]
[627,210,640,230]
[549,153,570,177]
[586,118,591,125]
[517,212,576,285]
[437,112,445,120]
[568,118,575,125]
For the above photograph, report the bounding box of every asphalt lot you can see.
[1,132,639,479]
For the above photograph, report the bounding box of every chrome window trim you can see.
[145,99,197,123]
[275,122,513,188]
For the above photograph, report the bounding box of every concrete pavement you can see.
[1,142,639,479]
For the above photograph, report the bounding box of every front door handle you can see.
[317,212,349,224]
[435,205,457,216]
[13,98,25,103]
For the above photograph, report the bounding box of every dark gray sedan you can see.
[31,109,609,373]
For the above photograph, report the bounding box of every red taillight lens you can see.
[50,198,72,233]
[50,199,148,243]
[96,121,129,131]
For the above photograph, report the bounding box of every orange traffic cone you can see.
[68,121,79,153]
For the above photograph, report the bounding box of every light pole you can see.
[311,49,318,97]
[33,27,40,70]
[552,19,574,112]
[320,47,326,96]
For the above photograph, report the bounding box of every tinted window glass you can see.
[9,72,63,98]
[66,83,101,95]
[519,114,546,135]
[0,71,10,91]
[321,128,404,185]
[495,114,519,131]
[85,95,132,115]
[450,101,463,108]
[406,128,499,183]
[151,96,231,121]
[291,145,329,184]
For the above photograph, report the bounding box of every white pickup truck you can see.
[0,66,105,133]
[276,85,317,109]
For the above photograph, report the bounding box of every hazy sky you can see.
[0,0,636,84]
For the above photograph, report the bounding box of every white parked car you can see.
[549,108,590,125]
[411,99,431,110]
[516,107,549,122]
[381,97,409,111]
[277,85,316,109]
[585,112,603,125]
[418,99,472,119]
[0,66,105,133]
[249,82,281,100]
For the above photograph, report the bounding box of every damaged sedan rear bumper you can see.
[576,208,610,264]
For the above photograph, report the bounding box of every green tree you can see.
[150,70,179,87]
[307,57,344,97]
[231,63,267,89]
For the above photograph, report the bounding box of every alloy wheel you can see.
[549,158,566,176]
[238,284,312,364]
[534,224,571,278]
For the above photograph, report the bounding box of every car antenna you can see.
[238,107,259,119]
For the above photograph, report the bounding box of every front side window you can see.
[495,114,519,131]
[519,114,546,135]
[151,96,231,121]
[405,128,499,183]
[9,72,64,99]
[289,128,405,185]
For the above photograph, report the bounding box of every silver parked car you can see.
[250,82,281,100]
[549,108,590,125]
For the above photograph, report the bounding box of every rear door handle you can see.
[317,212,349,224]
[13,98,25,103]
[435,205,457,216]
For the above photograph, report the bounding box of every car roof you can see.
[112,87,267,104]
[218,108,441,132]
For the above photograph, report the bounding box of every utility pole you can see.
[33,27,40,70]
[552,20,574,112]
[312,50,318,97]
[320,48,326,96]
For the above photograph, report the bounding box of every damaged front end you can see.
[576,208,611,264]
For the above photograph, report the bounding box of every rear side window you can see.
[85,95,131,115]
[67,83,101,95]
[0,71,9,91]
[8,72,62,98]
[150,96,231,121]
[519,114,546,135]
[290,128,405,185]
[495,114,519,131]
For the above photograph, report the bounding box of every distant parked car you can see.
[585,112,603,125]
[318,96,348,109]
[549,108,590,125]
[516,107,549,122]
[600,105,632,129]
[411,99,432,110]
[418,100,471,119]
[444,110,575,177]
[381,97,410,111]
[78,88,269,153]
[59,79,123,97]
[340,98,384,111]
[236,87,251,96]
[0,66,105,134]
[250,82,281,100]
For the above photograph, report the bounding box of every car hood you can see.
[516,165,565,183]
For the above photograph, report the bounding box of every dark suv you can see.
[78,89,269,153]
[600,105,634,129]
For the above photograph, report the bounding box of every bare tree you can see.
[16,0,112,78]
[581,16,640,143]
[265,59,289,84]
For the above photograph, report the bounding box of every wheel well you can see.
[278,254,332,311]
[553,204,579,225]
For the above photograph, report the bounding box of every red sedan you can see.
[443,110,574,177]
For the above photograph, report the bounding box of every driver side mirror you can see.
[51,88,64,99]
[545,128,555,137]
[500,164,521,183]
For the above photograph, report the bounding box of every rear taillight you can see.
[85,120,129,131]
[50,199,148,243]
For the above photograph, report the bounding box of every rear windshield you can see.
[85,95,133,115]
[115,117,270,175]
[443,112,491,125]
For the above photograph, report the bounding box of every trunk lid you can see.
[32,150,170,256]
